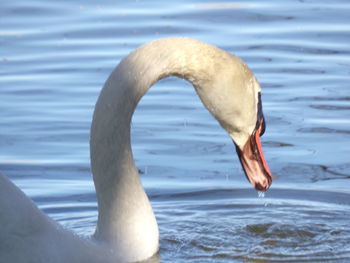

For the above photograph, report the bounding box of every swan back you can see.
[0,174,116,263]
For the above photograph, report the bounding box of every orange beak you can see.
[235,91,272,191]
[235,118,272,191]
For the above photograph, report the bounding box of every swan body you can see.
[0,37,272,263]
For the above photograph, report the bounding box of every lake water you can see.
[1,0,350,262]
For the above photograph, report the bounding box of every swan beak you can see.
[235,118,272,191]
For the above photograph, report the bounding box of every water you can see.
[1,0,350,262]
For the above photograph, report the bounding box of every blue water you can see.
[1,0,350,262]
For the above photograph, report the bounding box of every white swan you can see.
[0,37,272,263]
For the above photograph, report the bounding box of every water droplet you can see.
[258,191,269,206]
[258,191,265,198]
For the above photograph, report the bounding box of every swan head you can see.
[194,55,272,191]
[232,91,272,192]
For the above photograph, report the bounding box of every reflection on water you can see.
[1,0,350,262]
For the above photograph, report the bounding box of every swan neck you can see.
[89,37,254,262]
[91,38,229,205]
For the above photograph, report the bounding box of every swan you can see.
[0,37,272,263]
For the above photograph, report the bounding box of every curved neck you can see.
[89,37,255,262]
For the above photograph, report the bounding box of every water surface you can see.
[1,0,350,262]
